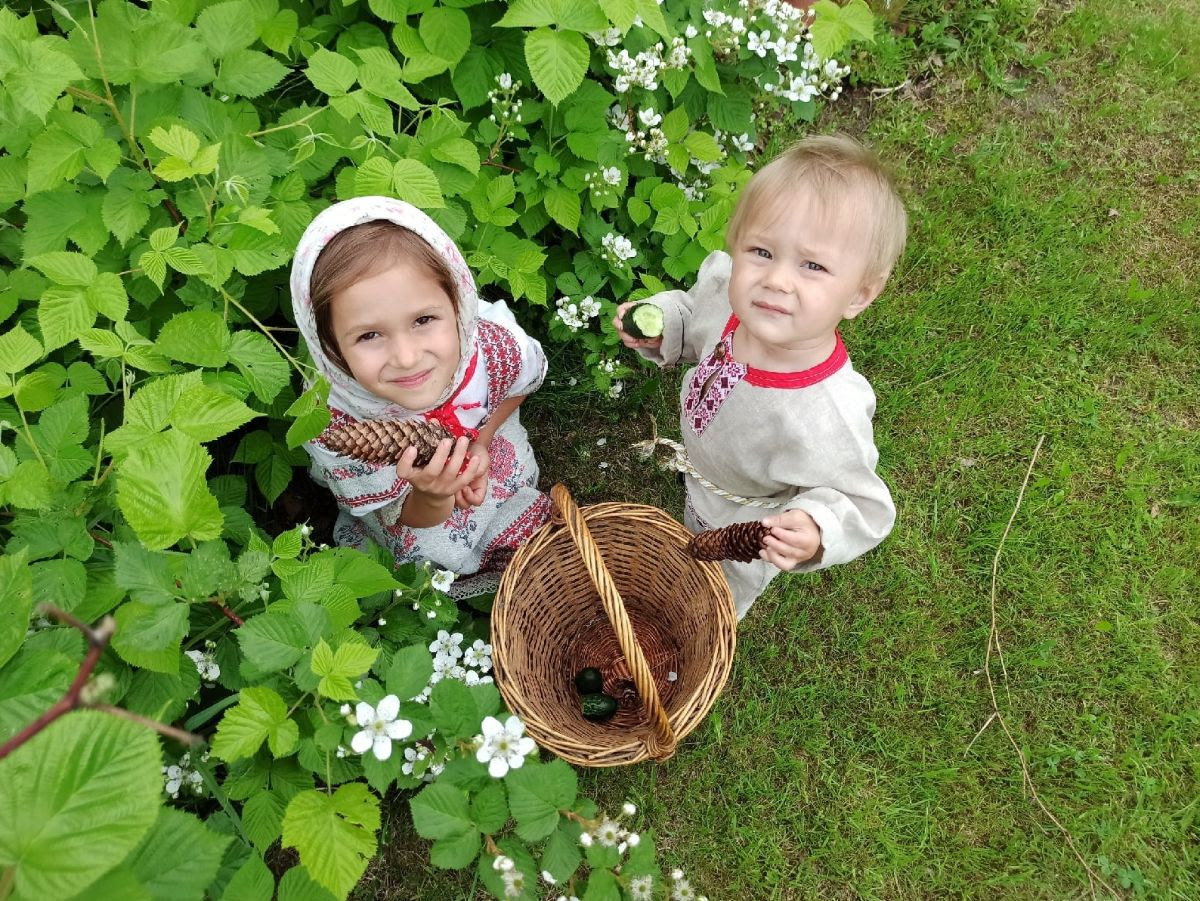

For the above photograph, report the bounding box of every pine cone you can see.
[687,521,770,563]
[321,418,451,467]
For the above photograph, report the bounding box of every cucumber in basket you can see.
[624,302,664,340]
[581,692,618,721]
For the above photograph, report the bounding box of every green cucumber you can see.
[625,303,664,340]
[574,666,604,694]
[581,692,618,721]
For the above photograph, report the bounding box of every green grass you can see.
[364,1,1199,896]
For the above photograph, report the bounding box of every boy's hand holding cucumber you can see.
[613,301,665,349]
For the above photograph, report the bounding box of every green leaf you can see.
[217,49,289,98]
[392,159,445,210]
[499,0,608,30]
[430,138,481,175]
[599,0,637,31]
[88,273,129,321]
[6,40,84,121]
[124,371,203,435]
[149,226,178,253]
[525,28,589,105]
[311,638,379,701]
[429,828,480,869]
[242,790,287,850]
[260,9,299,55]
[197,0,260,56]
[110,600,189,673]
[156,311,232,368]
[0,711,161,901]
[419,8,471,66]
[25,125,86,195]
[213,686,300,761]
[306,48,358,96]
[331,549,400,596]
[429,678,479,740]
[684,130,723,163]
[633,0,671,37]
[222,854,274,901]
[281,785,380,899]
[470,782,510,834]
[228,331,291,403]
[0,324,43,374]
[409,782,473,840]
[37,286,96,352]
[121,807,231,899]
[90,1,207,85]
[582,868,620,900]
[506,758,577,842]
[149,125,201,163]
[238,611,310,673]
[0,550,33,670]
[116,429,224,550]
[85,139,122,182]
[170,384,260,442]
[29,252,97,286]
[540,822,583,883]
[386,644,434,701]
[810,0,876,60]
[543,184,581,233]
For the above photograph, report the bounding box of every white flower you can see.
[350,695,412,761]
[163,764,183,798]
[339,703,352,715]
[623,801,637,816]
[429,630,464,658]
[377,618,386,626]
[427,610,437,618]
[299,524,312,537]
[602,166,621,185]
[685,24,698,38]
[493,854,515,872]
[464,638,493,671]
[630,875,653,901]
[608,381,625,399]
[627,832,641,846]
[501,869,526,898]
[595,817,621,846]
[431,569,456,593]
[542,870,557,884]
[185,649,220,682]
[671,869,684,881]
[475,715,537,778]
[601,232,636,262]
[497,72,513,90]
[579,832,594,847]
[638,107,662,128]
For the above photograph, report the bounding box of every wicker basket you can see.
[491,484,737,767]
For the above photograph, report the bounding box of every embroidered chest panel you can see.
[684,332,746,435]
[477,320,521,410]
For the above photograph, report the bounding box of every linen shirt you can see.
[635,251,895,616]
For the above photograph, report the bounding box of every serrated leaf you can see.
[156,310,232,367]
[150,125,201,163]
[386,644,434,701]
[599,0,637,31]
[524,28,589,105]
[116,429,224,550]
[306,47,358,96]
[213,686,299,761]
[499,0,608,30]
[810,0,877,60]
[242,790,287,849]
[543,184,581,233]
[470,782,509,834]
[409,781,473,840]
[222,854,274,901]
[110,600,189,673]
[197,0,260,57]
[540,822,583,883]
[419,7,470,65]
[25,125,86,195]
[149,226,178,253]
[430,138,480,174]
[85,138,122,182]
[238,611,310,672]
[0,324,43,374]
[429,677,478,740]
[506,759,577,842]
[392,159,445,209]
[430,828,480,869]
[281,785,379,899]
[6,41,84,121]
[217,49,289,98]
[261,9,299,55]
[0,712,160,901]
[29,251,97,286]
[0,550,33,670]
[170,384,259,442]
[121,807,231,899]
[684,130,723,163]
[37,286,96,352]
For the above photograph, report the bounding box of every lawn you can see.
[367,0,1199,896]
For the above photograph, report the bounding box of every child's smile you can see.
[331,260,461,410]
[728,191,883,371]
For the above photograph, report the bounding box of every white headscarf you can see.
[290,195,479,419]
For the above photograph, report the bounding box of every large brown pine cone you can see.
[687,521,770,563]
[321,418,451,467]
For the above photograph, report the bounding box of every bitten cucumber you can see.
[624,302,664,340]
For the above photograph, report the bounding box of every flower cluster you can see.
[408,629,495,704]
[474,714,537,778]
[669,867,708,901]
[487,72,524,136]
[349,695,413,761]
[162,750,209,799]
[185,640,220,683]
[577,801,643,856]
[555,294,602,332]
[407,567,457,621]
[604,36,692,93]
[491,855,527,898]
[601,232,637,264]
[402,740,446,781]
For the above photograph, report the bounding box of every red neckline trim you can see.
[720,316,849,388]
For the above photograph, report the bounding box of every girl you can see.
[291,196,550,598]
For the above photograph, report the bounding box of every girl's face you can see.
[330,260,461,410]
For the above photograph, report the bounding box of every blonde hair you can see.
[309,221,460,375]
[726,134,907,283]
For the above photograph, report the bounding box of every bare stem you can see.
[246,108,323,139]
[220,288,311,377]
[90,706,204,747]
[211,598,245,626]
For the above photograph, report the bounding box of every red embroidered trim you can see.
[721,316,849,388]
[339,475,409,508]
[478,493,551,572]
[423,353,481,440]
[477,320,522,410]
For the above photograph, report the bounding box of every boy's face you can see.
[331,260,461,410]
[727,190,884,368]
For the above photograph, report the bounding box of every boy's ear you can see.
[844,277,886,320]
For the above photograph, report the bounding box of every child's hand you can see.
[613,301,663,350]
[396,436,486,500]
[759,509,823,571]
[454,442,490,508]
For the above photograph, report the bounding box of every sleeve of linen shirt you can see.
[780,389,896,572]
[633,251,731,367]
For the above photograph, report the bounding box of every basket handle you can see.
[549,483,677,760]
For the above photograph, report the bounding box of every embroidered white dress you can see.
[290,197,550,598]
[634,251,896,617]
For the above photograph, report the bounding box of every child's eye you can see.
[414,315,437,327]
[752,247,772,259]
[355,330,380,343]
[802,261,826,272]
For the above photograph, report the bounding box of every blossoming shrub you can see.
[0,0,879,897]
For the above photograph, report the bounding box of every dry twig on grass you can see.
[973,435,1118,900]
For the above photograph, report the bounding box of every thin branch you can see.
[90,706,204,746]
[246,108,323,139]
[978,436,1118,899]
[211,598,245,627]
